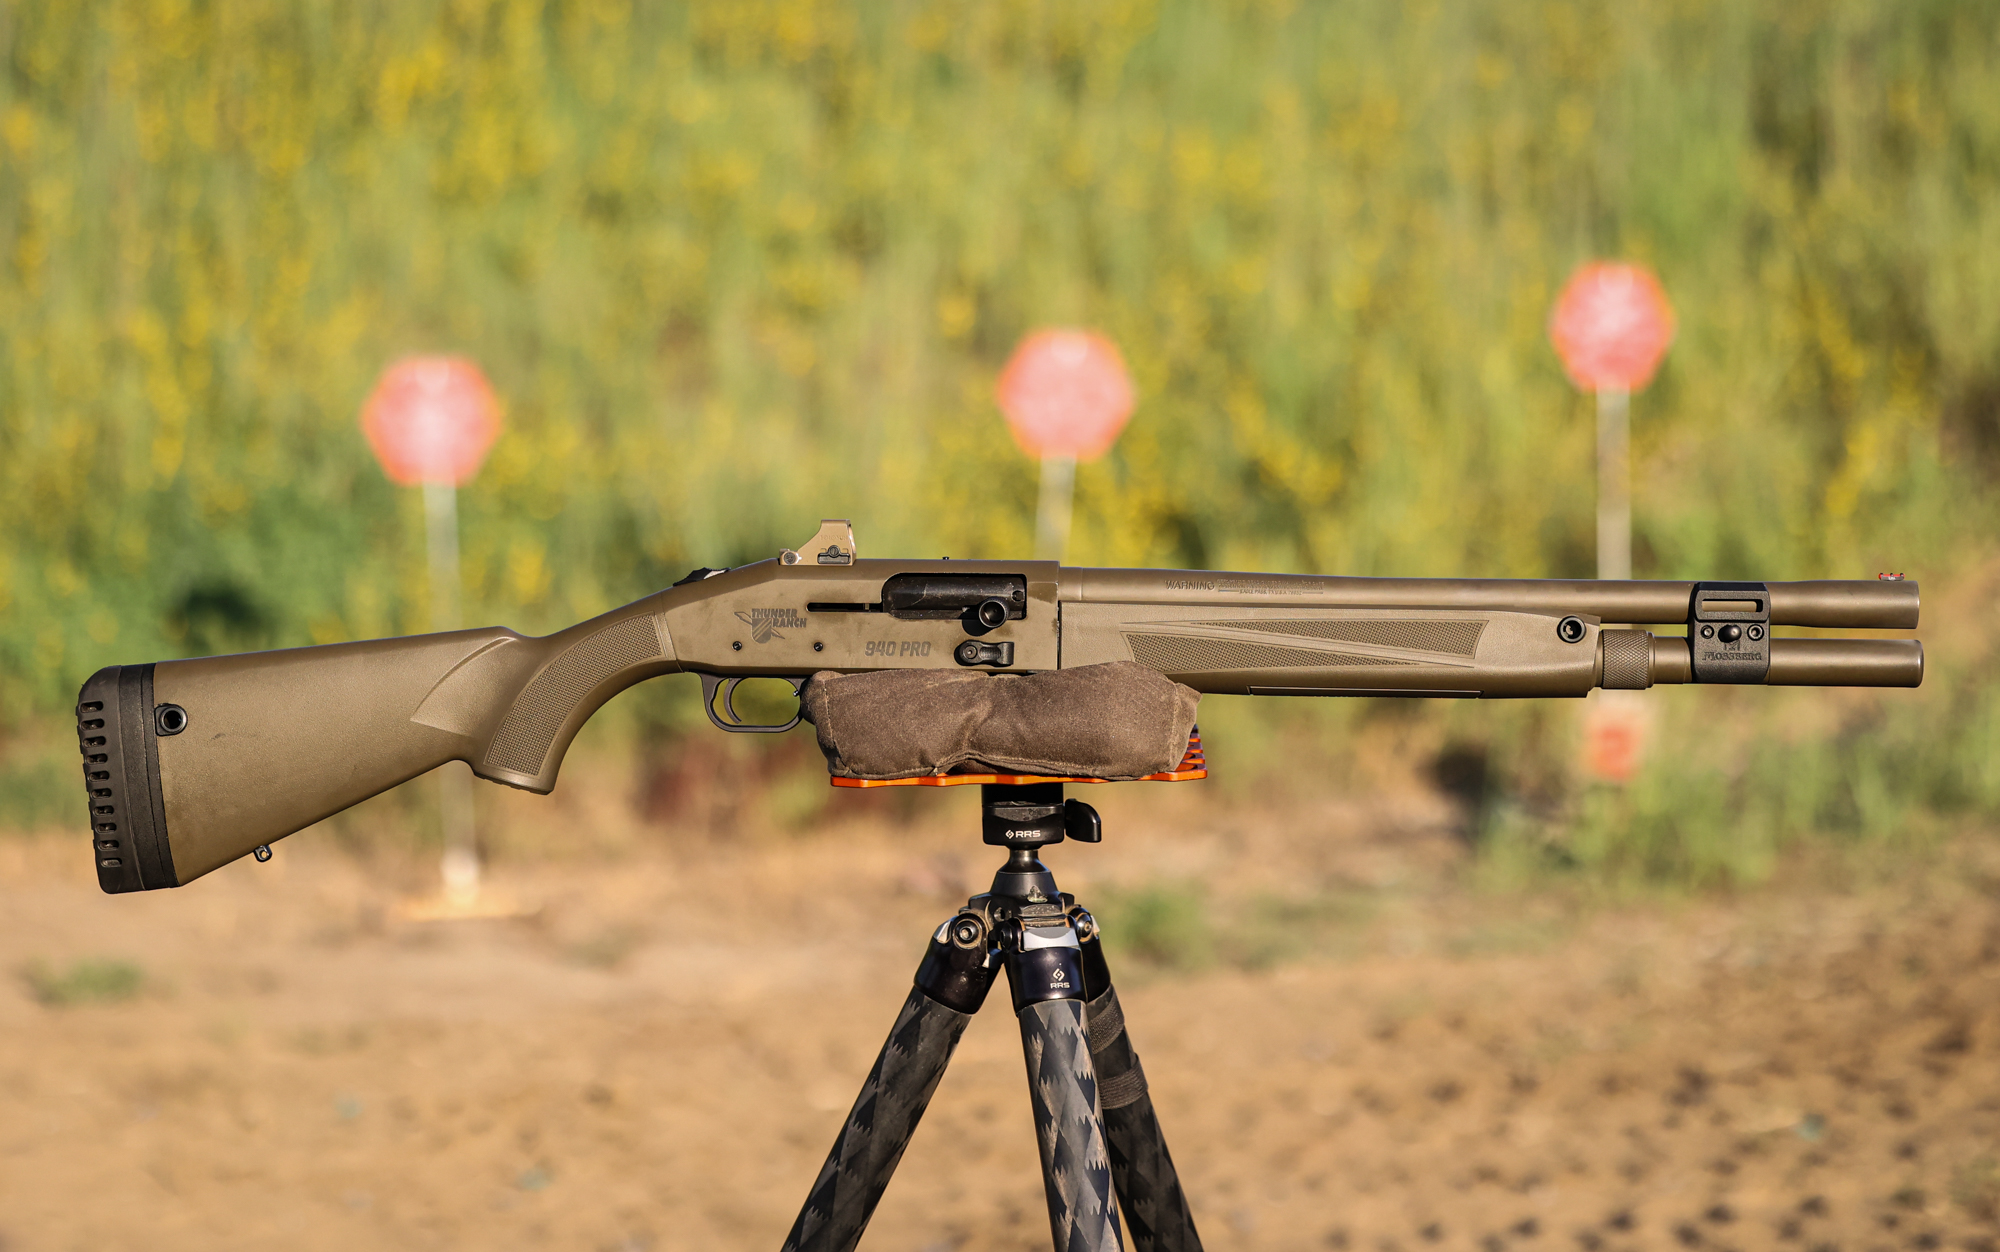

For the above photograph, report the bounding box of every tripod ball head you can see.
[980,783,1066,847]
[979,783,1102,848]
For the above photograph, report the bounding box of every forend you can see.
[74,518,1923,893]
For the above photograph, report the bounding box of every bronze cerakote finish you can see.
[76,520,1924,892]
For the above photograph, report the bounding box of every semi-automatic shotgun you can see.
[75,520,1922,893]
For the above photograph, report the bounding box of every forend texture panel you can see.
[1124,635,1424,672]
[484,615,666,777]
[1182,618,1486,656]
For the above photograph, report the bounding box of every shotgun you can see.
[75,520,1922,892]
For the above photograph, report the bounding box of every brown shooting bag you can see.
[799,661,1200,782]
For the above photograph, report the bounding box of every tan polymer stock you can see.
[75,520,1922,892]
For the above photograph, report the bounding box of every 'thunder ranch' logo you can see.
[735,607,808,643]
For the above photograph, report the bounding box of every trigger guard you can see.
[699,673,806,734]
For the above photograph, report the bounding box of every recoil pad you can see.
[75,665,178,894]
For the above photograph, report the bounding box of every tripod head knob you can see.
[1062,799,1101,843]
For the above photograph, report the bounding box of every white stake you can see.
[1596,386,1631,581]
[1586,384,1645,785]
[1034,454,1076,562]
[422,479,479,906]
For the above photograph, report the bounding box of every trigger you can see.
[697,672,806,734]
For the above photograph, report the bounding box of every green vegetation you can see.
[1095,879,1399,974]
[2,1,1996,878]
[21,957,147,1006]
[1098,882,1214,972]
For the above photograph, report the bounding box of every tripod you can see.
[781,782,1203,1252]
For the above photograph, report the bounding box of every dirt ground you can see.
[2,783,1998,1252]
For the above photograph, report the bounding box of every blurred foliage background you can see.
[2,0,1996,880]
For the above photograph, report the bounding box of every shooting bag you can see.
[799,661,1200,781]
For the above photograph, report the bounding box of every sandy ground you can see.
[2,785,1998,1252]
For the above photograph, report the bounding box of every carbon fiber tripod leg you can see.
[1078,922,1203,1252]
[1086,987,1202,1252]
[1018,995,1125,1252]
[782,914,996,1252]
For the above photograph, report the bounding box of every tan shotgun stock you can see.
[75,521,1922,892]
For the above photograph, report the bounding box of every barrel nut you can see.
[1599,630,1655,690]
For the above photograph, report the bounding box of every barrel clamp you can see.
[1689,582,1770,683]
